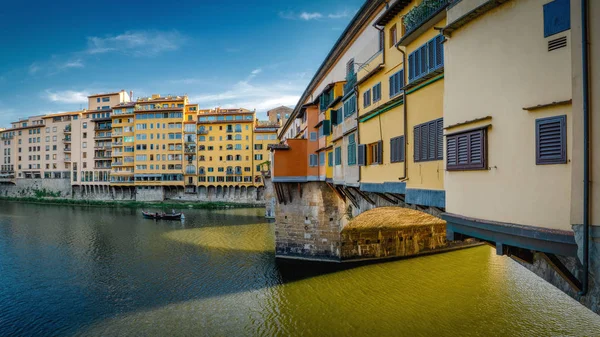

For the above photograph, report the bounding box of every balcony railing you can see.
[63,137,72,142]
[343,72,357,96]
[197,129,209,135]
[64,126,72,133]
[112,142,123,146]
[64,147,72,152]
[94,126,111,131]
[184,146,196,153]
[112,161,123,166]
[402,0,450,36]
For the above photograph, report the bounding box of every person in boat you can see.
[172,209,175,214]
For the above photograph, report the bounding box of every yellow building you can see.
[253,120,280,185]
[196,108,255,187]
[357,0,446,211]
[132,94,187,188]
[111,102,136,186]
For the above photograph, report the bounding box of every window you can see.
[309,154,318,167]
[334,147,342,165]
[373,83,382,102]
[343,94,356,118]
[543,0,570,37]
[254,144,263,150]
[414,118,443,162]
[328,151,333,167]
[446,127,487,170]
[347,134,356,165]
[346,58,354,78]
[389,24,397,48]
[310,132,317,141]
[254,154,263,160]
[363,89,372,108]
[102,97,110,102]
[390,136,405,163]
[536,115,567,165]
[319,152,325,166]
[408,35,444,82]
[83,122,87,129]
[82,142,87,148]
[389,70,404,97]
[368,141,382,165]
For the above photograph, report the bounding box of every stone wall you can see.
[136,187,165,202]
[274,182,345,261]
[164,185,265,204]
[0,178,72,198]
[340,223,447,260]
[517,252,599,315]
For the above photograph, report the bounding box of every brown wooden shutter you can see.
[446,136,457,167]
[377,141,383,164]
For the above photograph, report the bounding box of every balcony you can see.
[64,147,72,152]
[112,151,123,157]
[94,125,111,131]
[95,133,112,139]
[94,144,112,150]
[63,137,72,143]
[343,72,357,97]
[94,156,112,160]
[197,129,209,135]
[112,161,124,167]
[64,157,71,162]
[399,0,450,46]
[64,126,72,133]
[184,146,196,154]
[112,141,123,146]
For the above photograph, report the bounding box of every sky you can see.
[0,0,364,126]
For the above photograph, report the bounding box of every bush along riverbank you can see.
[0,196,263,209]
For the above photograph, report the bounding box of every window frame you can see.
[535,115,567,165]
[446,126,488,171]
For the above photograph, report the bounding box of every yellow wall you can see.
[443,0,572,230]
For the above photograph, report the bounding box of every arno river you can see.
[1,201,599,336]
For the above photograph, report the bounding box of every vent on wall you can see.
[548,36,567,51]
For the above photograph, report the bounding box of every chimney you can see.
[130,91,133,102]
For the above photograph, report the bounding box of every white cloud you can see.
[300,12,323,20]
[280,9,354,21]
[28,58,84,76]
[190,70,303,113]
[251,68,262,75]
[328,10,352,19]
[86,30,186,57]
[44,90,89,104]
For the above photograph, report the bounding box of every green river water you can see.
[0,201,599,336]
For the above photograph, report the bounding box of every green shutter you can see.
[323,120,331,136]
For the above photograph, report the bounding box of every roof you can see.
[375,0,411,26]
[267,144,289,150]
[88,91,124,98]
[343,206,446,231]
[41,111,82,119]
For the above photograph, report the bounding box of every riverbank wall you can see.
[0,179,266,204]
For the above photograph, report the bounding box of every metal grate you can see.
[548,36,567,51]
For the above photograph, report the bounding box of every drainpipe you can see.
[396,44,408,181]
[579,0,590,297]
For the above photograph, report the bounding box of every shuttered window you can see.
[390,136,405,163]
[328,151,333,167]
[358,144,366,166]
[331,109,339,126]
[408,34,444,82]
[389,69,404,98]
[343,94,357,118]
[309,154,318,167]
[363,89,372,108]
[323,120,331,136]
[373,83,382,102]
[536,115,567,165]
[347,134,357,165]
[334,147,342,165]
[319,152,325,166]
[414,118,443,162]
[310,132,317,141]
[543,0,570,37]
[446,128,487,170]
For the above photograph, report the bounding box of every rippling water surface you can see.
[0,201,599,336]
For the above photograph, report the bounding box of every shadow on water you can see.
[0,201,368,337]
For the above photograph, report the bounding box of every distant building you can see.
[266,106,292,125]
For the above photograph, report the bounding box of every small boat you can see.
[142,211,183,220]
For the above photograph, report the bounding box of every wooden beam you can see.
[375,192,397,204]
[342,187,359,208]
[540,252,582,293]
[351,187,375,205]
[287,183,293,203]
[326,182,345,201]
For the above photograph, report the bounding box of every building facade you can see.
[0,93,279,203]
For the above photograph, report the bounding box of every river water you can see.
[0,201,599,336]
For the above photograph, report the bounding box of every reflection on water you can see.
[0,201,598,337]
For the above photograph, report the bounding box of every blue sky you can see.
[0,0,364,126]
